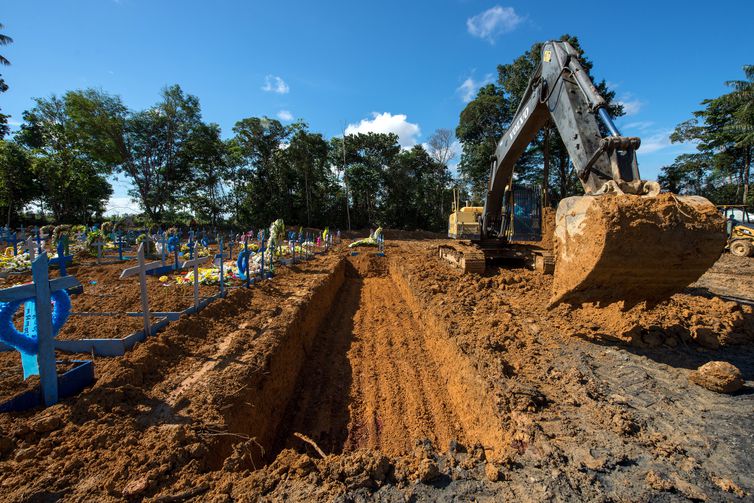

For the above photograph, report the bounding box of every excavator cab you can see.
[506,186,542,242]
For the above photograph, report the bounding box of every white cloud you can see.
[617,93,643,116]
[466,6,522,43]
[345,112,421,148]
[277,110,293,121]
[622,120,655,132]
[639,130,674,154]
[105,196,140,216]
[262,75,290,94]
[457,73,493,103]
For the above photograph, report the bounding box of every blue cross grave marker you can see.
[49,238,73,277]
[0,253,80,406]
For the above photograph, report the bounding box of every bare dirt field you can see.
[0,242,752,502]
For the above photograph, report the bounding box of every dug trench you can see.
[2,243,753,501]
[213,253,507,470]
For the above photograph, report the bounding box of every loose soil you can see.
[0,239,752,502]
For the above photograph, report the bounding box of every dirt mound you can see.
[540,206,556,251]
[552,193,726,305]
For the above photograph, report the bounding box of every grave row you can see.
[0,228,340,412]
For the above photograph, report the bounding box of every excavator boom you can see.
[451,40,725,305]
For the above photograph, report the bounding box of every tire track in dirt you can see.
[276,272,470,457]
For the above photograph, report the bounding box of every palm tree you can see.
[724,66,753,146]
[0,23,13,66]
[722,66,754,203]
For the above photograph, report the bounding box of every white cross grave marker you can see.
[120,243,163,337]
[24,237,36,261]
[181,243,211,309]
[92,239,105,264]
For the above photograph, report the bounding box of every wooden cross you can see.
[159,233,167,267]
[90,239,105,265]
[49,239,73,277]
[181,244,211,308]
[188,230,195,260]
[23,237,36,261]
[116,233,130,261]
[0,253,81,406]
[214,237,226,296]
[120,243,163,338]
[243,237,251,288]
[10,231,21,256]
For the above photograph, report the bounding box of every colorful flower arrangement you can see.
[0,252,31,273]
[172,261,241,285]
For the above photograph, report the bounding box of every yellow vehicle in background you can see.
[719,205,754,256]
[447,188,482,240]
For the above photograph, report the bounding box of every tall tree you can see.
[232,116,292,226]
[283,125,333,226]
[17,93,112,222]
[383,145,450,231]
[332,132,400,228]
[456,84,511,201]
[670,90,749,204]
[426,128,456,223]
[722,65,754,203]
[0,23,13,138]
[64,85,204,221]
[0,140,37,226]
[182,122,229,226]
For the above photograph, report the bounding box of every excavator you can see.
[441,40,726,305]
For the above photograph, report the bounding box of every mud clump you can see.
[552,192,725,306]
[689,361,744,393]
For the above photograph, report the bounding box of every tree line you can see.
[0,22,456,231]
[659,66,753,205]
[0,87,455,230]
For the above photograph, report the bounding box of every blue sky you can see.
[2,0,752,214]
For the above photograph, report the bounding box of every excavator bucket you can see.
[551,193,726,306]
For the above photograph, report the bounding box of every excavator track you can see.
[438,241,486,275]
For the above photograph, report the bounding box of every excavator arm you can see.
[478,40,725,305]
[483,40,655,239]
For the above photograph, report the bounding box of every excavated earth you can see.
[0,241,753,502]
